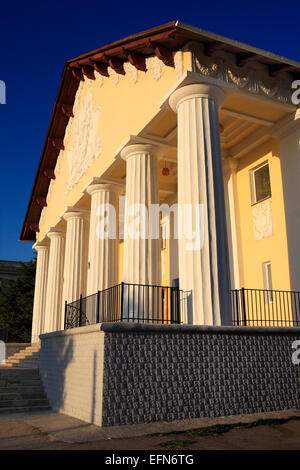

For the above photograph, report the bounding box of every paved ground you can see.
[0,409,299,450]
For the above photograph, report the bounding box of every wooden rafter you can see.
[49,138,64,150]
[42,168,56,179]
[123,49,147,71]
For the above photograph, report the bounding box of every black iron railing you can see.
[231,288,300,327]
[64,282,182,329]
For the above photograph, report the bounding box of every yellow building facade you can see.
[21,21,300,341]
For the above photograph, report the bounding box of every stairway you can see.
[0,368,50,414]
[0,343,40,369]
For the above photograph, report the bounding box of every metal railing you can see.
[231,288,300,327]
[64,282,182,329]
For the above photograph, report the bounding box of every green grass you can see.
[30,425,49,437]
[147,415,300,438]
[158,439,197,448]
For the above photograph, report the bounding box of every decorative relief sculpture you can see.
[46,179,54,204]
[107,66,120,85]
[124,62,139,83]
[189,43,292,103]
[39,207,45,227]
[54,150,63,177]
[146,56,165,80]
[252,200,273,241]
[66,90,102,191]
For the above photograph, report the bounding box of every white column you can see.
[121,143,161,285]
[44,228,65,333]
[86,182,120,295]
[62,208,89,305]
[169,83,232,325]
[223,157,240,289]
[31,242,49,342]
[278,116,300,290]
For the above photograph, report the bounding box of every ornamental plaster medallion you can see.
[252,200,273,241]
[66,90,102,191]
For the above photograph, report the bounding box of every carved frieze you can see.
[66,90,102,191]
[189,43,293,103]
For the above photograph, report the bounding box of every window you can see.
[250,162,271,204]
[262,261,273,303]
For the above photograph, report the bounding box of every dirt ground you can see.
[0,418,299,450]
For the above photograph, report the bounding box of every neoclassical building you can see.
[21,21,300,342]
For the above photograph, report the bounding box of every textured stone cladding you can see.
[102,330,300,426]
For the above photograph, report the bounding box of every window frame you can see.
[249,161,272,205]
[262,261,273,303]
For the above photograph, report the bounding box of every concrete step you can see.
[0,370,41,378]
[0,405,50,415]
[8,358,39,364]
[0,381,44,389]
[3,344,40,369]
[5,362,40,369]
[0,387,45,394]
[0,391,47,400]
[0,398,49,408]
[9,352,38,359]
[0,368,50,413]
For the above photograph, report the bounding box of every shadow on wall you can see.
[40,335,74,413]
[40,333,100,425]
[91,349,97,424]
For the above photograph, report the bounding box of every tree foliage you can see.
[0,259,36,343]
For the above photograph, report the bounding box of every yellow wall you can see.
[37,54,187,242]
[235,138,291,291]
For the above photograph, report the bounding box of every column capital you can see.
[222,156,239,175]
[62,206,89,222]
[169,83,226,112]
[86,180,123,197]
[120,143,161,161]
[46,227,65,239]
[32,241,49,251]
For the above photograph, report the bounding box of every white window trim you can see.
[262,261,273,303]
[249,161,271,205]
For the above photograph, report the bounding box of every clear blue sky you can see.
[0,0,299,261]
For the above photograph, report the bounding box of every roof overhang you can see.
[20,20,300,241]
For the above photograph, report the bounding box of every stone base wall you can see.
[39,325,104,426]
[40,323,300,427]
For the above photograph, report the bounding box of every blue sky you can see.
[0,0,299,261]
